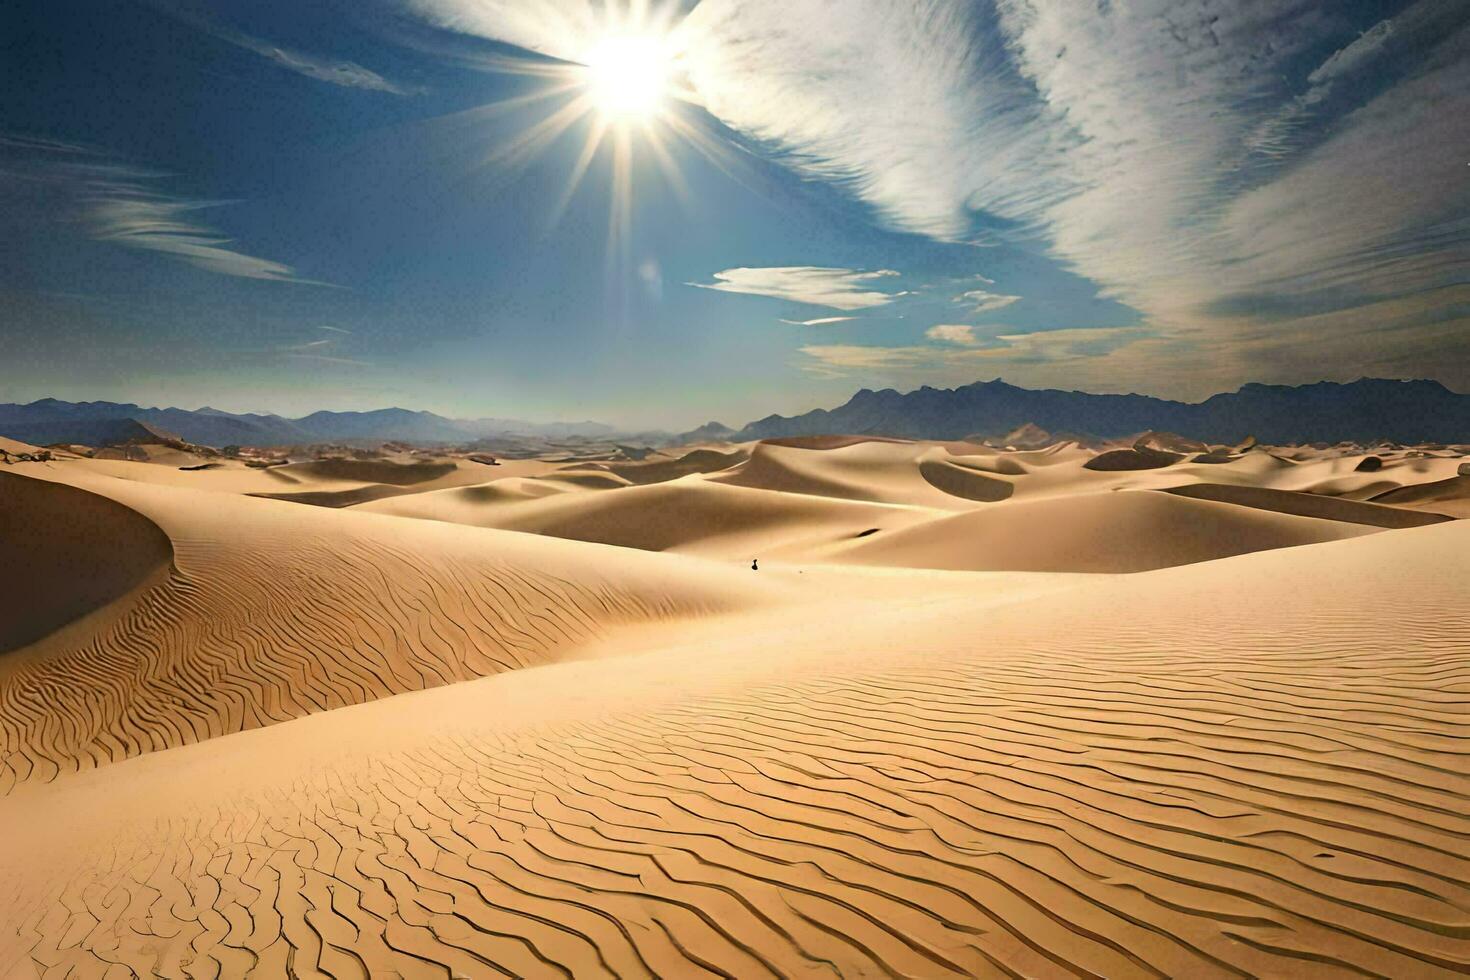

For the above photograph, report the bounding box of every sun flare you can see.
[583,35,672,120]
[447,4,731,267]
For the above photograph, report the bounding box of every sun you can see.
[449,4,734,269]
[582,35,674,121]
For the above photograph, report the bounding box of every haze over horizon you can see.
[3,0,1467,427]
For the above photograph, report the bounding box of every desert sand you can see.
[2,435,1468,976]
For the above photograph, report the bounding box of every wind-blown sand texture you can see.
[2,435,1468,977]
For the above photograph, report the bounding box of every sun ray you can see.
[638,120,693,211]
[484,93,597,172]
[544,115,611,235]
[416,0,724,272]
[607,124,634,270]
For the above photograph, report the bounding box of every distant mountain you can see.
[732,378,1470,445]
[0,399,629,448]
[0,415,180,448]
[676,421,738,444]
[7,377,1467,450]
[290,408,468,443]
[0,399,305,446]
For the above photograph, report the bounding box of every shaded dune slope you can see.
[1164,482,1453,528]
[277,458,457,486]
[0,471,773,793]
[713,441,985,508]
[0,472,174,655]
[3,520,1468,976]
[1371,474,1470,518]
[918,458,1015,502]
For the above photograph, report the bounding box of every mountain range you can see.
[0,399,619,448]
[727,378,1470,445]
[4,378,1469,449]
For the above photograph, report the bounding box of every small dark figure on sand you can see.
[751,559,759,571]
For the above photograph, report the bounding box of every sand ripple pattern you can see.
[6,579,1468,977]
[0,525,714,794]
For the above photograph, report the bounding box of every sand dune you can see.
[0,472,173,654]
[605,447,749,485]
[712,440,1009,508]
[1083,446,1182,470]
[2,503,1466,976]
[364,474,939,560]
[2,437,1467,977]
[0,467,779,793]
[0,436,48,456]
[1163,482,1454,528]
[825,489,1378,572]
[276,457,459,485]
[1371,474,1470,518]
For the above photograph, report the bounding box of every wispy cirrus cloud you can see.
[778,316,857,326]
[147,1,415,95]
[88,193,311,282]
[687,267,904,311]
[252,325,370,367]
[2,133,320,284]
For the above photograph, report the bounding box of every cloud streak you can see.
[2,133,320,284]
[87,192,311,282]
[149,1,414,94]
[778,316,857,326]
[688,267,904,310]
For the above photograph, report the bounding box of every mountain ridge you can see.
[3,377,1468,448]
[725,377,1470,445]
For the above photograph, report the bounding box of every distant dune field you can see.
[2,435,1468,976]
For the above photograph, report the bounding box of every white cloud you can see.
[688,267,903,310]
[405,0,1470,392]
[926,324,977,346]
[88,192,312,282]
[803,325,1146,379]
[955,290,1020,315]
[680,0,1061,241]
[779,316,856,326]
[679,0,1467,332]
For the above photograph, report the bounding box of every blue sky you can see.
[1,0,1466,428]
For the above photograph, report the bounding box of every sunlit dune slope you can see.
[0,467,781,793]
[710,440,1002,508]
[826,488,1379,571]
[3,512,1467,976]
[362,475,941,559]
